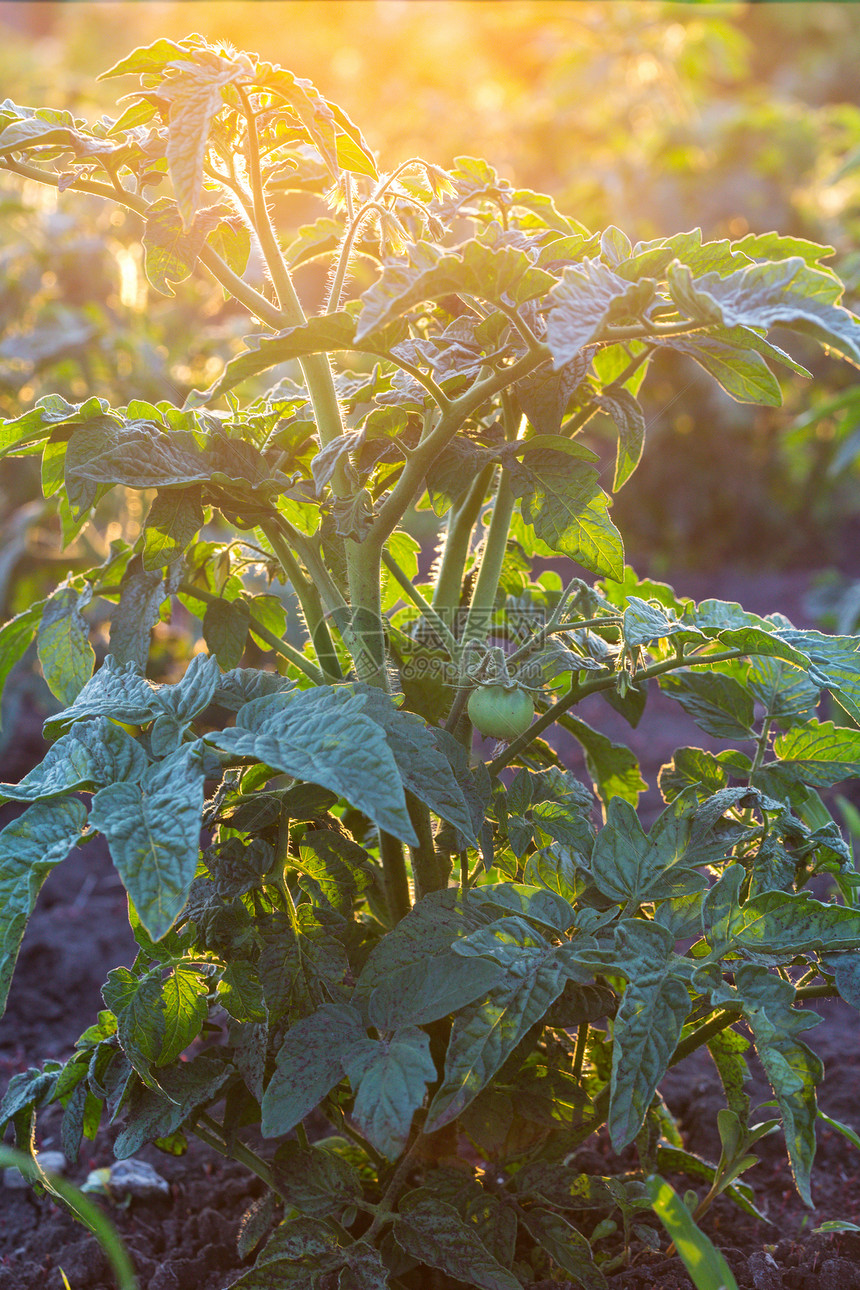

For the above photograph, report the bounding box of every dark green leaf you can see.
[595,388,646,490]
[143,486,205,570]
[89,742,206,940]
[516,1206,606,1288]
[261,1003,365,1138]
[732,965,821,1205]
[0,716,146,804]
[352,687,476,841]
[205,688,417,844]
[393,1197,520,1290]
[659,670,756,740]
[109,565,165,671]
[356,890,500,1030]
[426,920,595,1130]
[272,1141,362,1217]
[590,798,707,905]
[343,1027,437,1160]
[194,313,358,404]
[37,587,95,704]
[0,799,87,1015]
[113,1054,230,1158]
[562,715,646,809]
[102,967,165,1082]
[609,921,690,1150]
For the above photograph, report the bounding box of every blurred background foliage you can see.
[2,0,860,588]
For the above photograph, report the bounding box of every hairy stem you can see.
[177,581,324,684]
[431,464,496,621]
[379,831,412,924]
[260,519,343,681]
[408,791,445,899]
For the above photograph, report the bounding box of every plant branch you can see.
[371,349,548,547]
[431,463,496,620]
[379,831,412,924]
[381,547,458,656]
[488,647,750,774]
[260,518,344,681]
[177,580,324,684]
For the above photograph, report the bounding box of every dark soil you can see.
[3,567,860,1290]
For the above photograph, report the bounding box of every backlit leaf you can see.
[89,742,207,940]
[0,798,87,1015]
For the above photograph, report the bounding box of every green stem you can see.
[177,580,324,684]
[381,547,458,657]
[488,648,749,774]
[379,831,412,923]
[261,519,344,681]
[371,349,548,548]
[431,464,495,621]
[192,1112,281,1195]
[459,469,516,650]
[408,790,446,899]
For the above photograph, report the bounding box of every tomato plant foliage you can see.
[3,35,860,1286]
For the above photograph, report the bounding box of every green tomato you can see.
[467,683,534,741]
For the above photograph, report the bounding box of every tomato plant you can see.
[2,35,860,1289]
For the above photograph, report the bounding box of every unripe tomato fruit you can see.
[467,683,534,740]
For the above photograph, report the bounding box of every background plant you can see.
[3,33,860,1289]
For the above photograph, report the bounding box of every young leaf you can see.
[646,1175,740,1290]
[157,964,208,1065]
[89,742,207,941]
[0,716,147,804]
[102,967,166,1083]
[0,798,87,1015]
[342,1027,437,1160]
[425,920,596,1131]
[260,1002,366,1138]
[142,199,225,295]
[772,719,860,786]
[37,587,95,705]
[508,437,623,578]
[393,1197,521,1290]
[143,485,205,570]
[609,921,690,1150]
[547,259,656,365]
[205,687,418,844]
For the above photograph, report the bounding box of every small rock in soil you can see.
[109,1158,170,1200]
[748,1250,783,1289]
